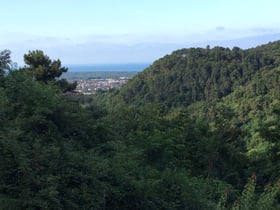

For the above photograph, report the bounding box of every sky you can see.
[1,0,280,65]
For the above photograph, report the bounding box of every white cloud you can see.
[2,29,280,66]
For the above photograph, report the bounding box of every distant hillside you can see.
[116,40,280,108]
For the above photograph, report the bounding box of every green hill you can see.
[89,40,280,209]
[1,42,280,209]
[116,41,280,108]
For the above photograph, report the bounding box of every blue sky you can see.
[1,0,280,65]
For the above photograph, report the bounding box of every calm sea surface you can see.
[67,63,150,72]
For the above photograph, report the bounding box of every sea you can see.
[66,63,150,72]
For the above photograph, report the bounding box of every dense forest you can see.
[0,41,280,209]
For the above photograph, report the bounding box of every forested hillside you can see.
[115,41,280,108]
[1,41,280,209]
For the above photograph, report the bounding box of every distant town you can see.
[62,71,139,94]
[75,77,130,94]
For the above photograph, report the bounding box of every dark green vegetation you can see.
[1,41,280,209]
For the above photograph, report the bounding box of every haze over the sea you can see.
[1,0,280,65]
[67,63,150,72]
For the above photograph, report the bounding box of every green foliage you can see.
[0,69,105,209]
[217,175,280,210]
[24,50,67,83]
[1,40,280,209]
[116,41,280,108]
[23,50,76,92]
[0,49,12,87]
[0,49,12,72]
[56,78,78,93]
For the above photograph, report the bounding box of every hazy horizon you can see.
[66,63,150,72]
